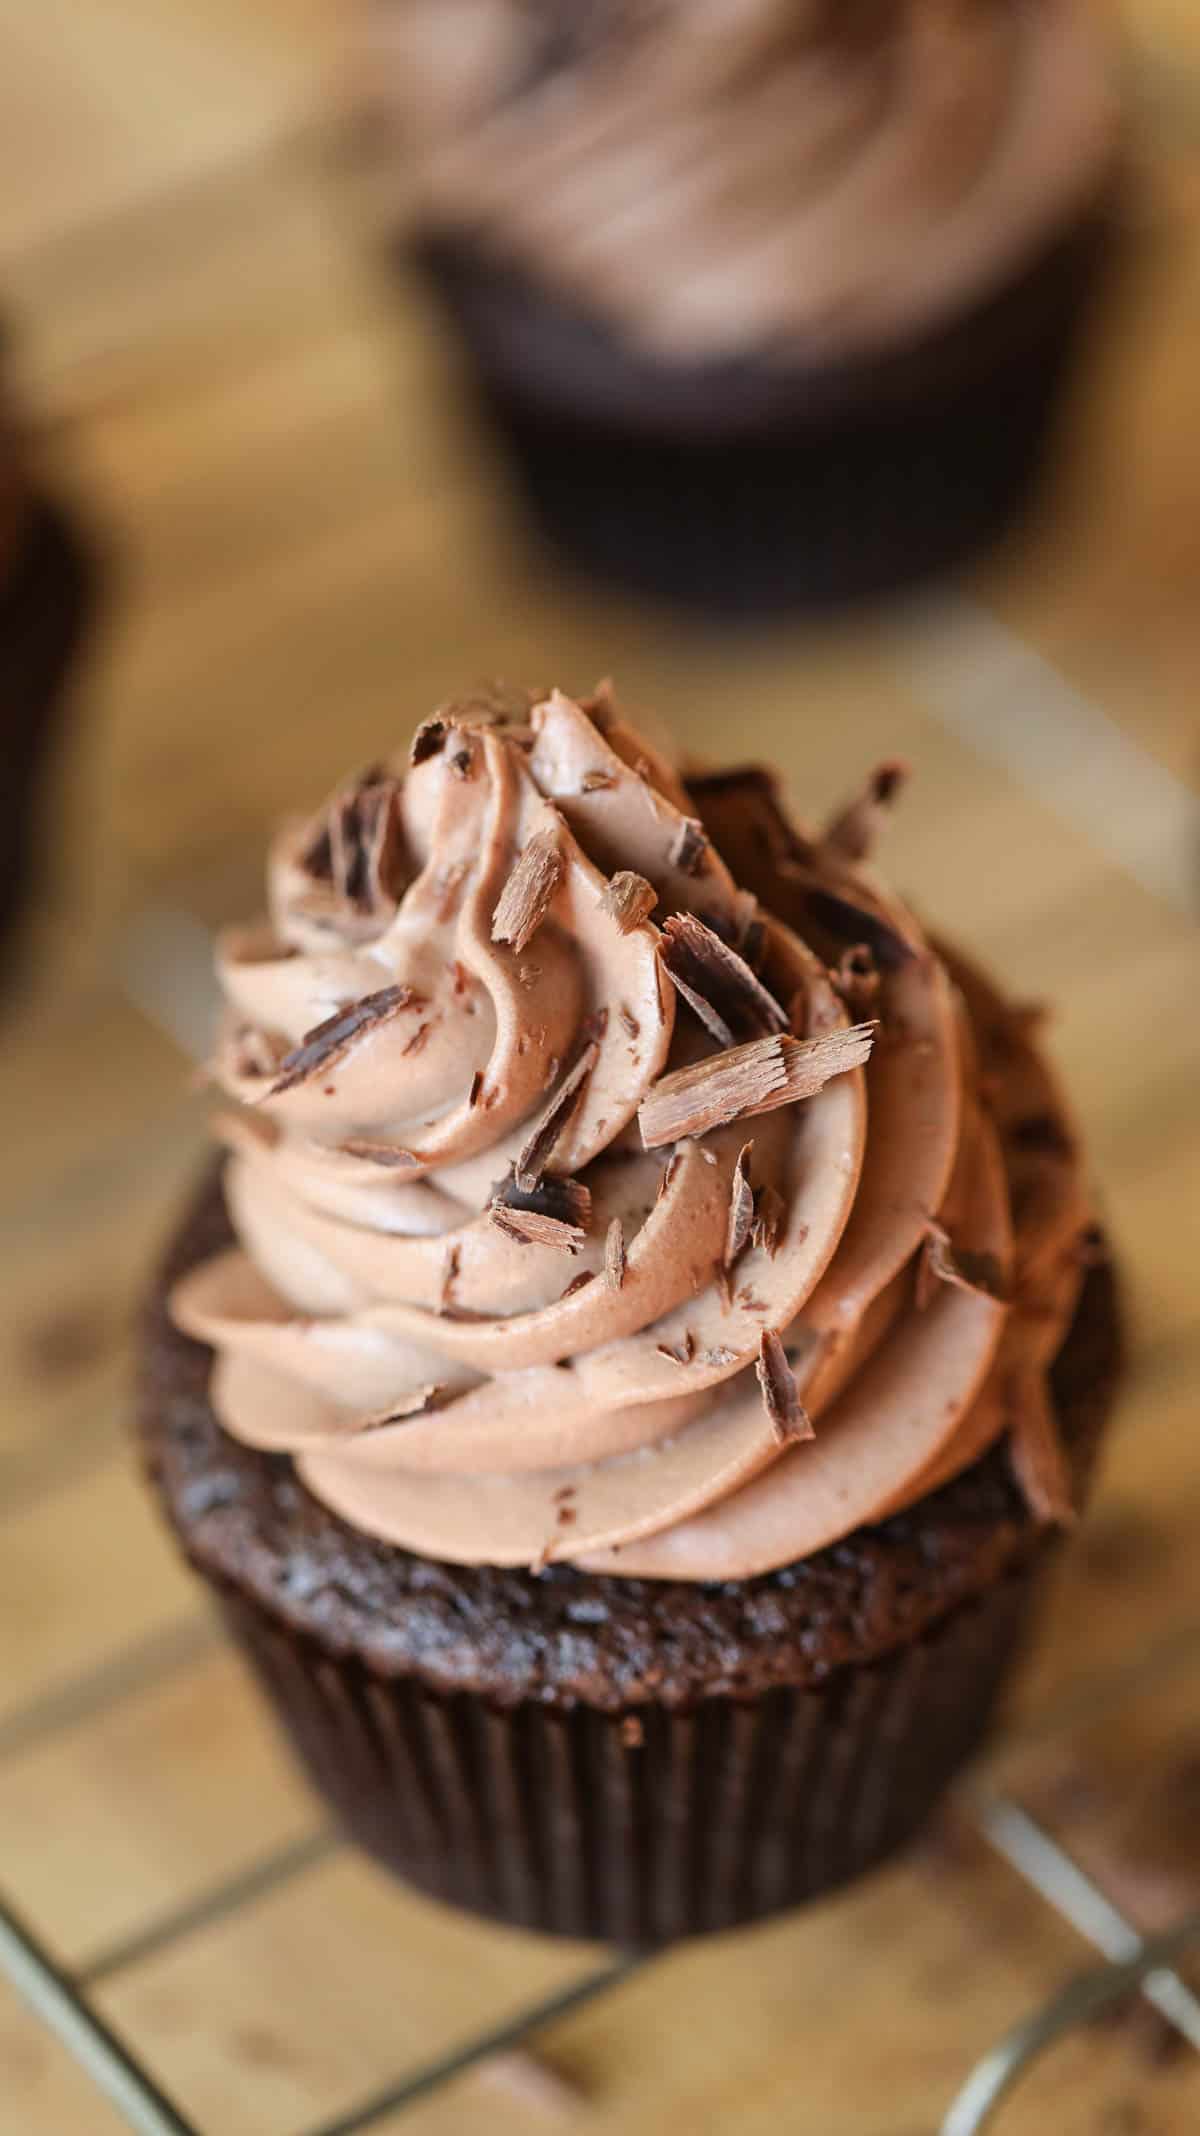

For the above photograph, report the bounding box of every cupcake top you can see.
[363,0,1120,361]
[172,687,1094,1579]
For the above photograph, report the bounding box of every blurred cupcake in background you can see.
[0,328,99,981]
[358,0,1124,614]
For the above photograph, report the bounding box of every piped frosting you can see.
[171,687,1092,1577]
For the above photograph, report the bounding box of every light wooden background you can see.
[1,5,1199,2133]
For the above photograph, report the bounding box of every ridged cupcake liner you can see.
[217,1567,1036,1945]
[0,496,101,968]
[410,204,1116,616]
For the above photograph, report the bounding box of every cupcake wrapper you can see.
[413,207,1115,616]
[218,1566,1036,1946]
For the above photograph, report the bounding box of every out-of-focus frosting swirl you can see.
[362,0,1119,358]
[172,688,1093,1578]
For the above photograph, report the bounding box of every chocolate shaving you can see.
[831,943,881,1014]
[712,1258,734,1311]
[601,871,658,934]
[440,1244,461,1309]
[1007,1371,1076,1526]
[752,1183,786,1258]
[655,1149,684,1202]
[619,1003,640,1041]
[669,816,708,875]
[468,1071,484,1108]
[796,885,912,973]
[620,1716,645,1750]
[580,769,615,792]
[560,1269,595,1299]
[724,1142,755,1266]
[658,913,788,1047]
[685,765,812,866]
[490,1203,587,1253]
[492,828,564,954]
[604,1217,627,1292]
[514,1042,600,1190]
[820,760,909,864]
[731,890,766,971]
[656,1331,696,1366]
[298,766,407,923]
[519,963,542,988]
[410,719,447,764]
[638,1024,874,1148]
[756,1329,815,1445]
[402,1023,431,1056]
[340,1137,419,1168]
[494,1171,592,1232]
[270,986,421,1095]
[557,1504,577,1525]
[362,1385,445,1427]
[916,1220,1009,1311]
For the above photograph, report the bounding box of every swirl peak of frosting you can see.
[172,686,1092,1577]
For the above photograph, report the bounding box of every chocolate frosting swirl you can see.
[363,0,1119,358]
[172,688,1092,1577]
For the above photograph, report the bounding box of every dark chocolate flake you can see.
[797,885,912,973]
[514,1042,600,1190]
[270,986,420,1095]
[638,1024,874,1148]
[656,1331,696,1367]
[916,1221,1009,1312]
[340,1138,419,1168]
[410,719,447,764]
[658,913,789,1048]
[601,871,658,934]
[752,1183,786,1258]
[669,816,709,875]
[492,828,564,954]
[756,1329,815,1445]
[820,759,909,864]
[604,1217,627,1292]
[560,1269,596,1300]
[724,1142,755,1266]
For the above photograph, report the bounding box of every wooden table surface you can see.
[1,6,1199,2133]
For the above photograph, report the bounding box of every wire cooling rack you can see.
[3,1569,1200,2135]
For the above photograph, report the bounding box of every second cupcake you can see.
[362,0,1123,612]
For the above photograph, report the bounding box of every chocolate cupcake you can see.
[361,0,1124,612]
[142,687,1121,1943]
[0,345,100,979]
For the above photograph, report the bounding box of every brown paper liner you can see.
[217,1567,1036,1945]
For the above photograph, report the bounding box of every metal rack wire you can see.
[3,1588,1199,2134]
